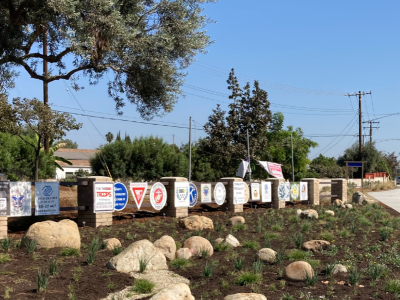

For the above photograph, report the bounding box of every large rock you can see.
[342,204,353,209]
[150,283,194,300]
[21,219,80,249]
[302,240,330,253]
[300,209,318,219]
[176,248,192,260]
[224,294,267,300]
[284,261,314,282]
[296,209,302,216]
[183,236,213,257]
[325,210,335,216]
[334,199,343,206]
[179,215,214,230]
[103,238,121,251]
[107,239,167,273]
[154,235,176,261]
[333,264,348,274]
[229,216,245,226]
[256,248,276,264]
[352,191,366,204]
[225,234,240,247]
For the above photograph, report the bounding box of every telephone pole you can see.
[43,30,49,154]
[345,91,372,159]
[363,121,379,144]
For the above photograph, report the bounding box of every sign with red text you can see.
[130,182,148,210]
[93,182,114,213]
[258,161,284,179]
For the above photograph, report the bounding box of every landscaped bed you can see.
[2,202,400,299]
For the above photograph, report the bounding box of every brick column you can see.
[77,176,113,228]
[160,177,189,218]
[265,178,286,209]
[220,177,244,213]
[0,217,7,239]
[301,178,320,206]
[331,179,348,204]
[0,178,8,239]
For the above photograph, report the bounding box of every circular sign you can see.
[150,182,167,210]
[290,182,299,201]
[189,183,198,208]
[278,182,289,202]
[244,183,250,203]
[214,182,226,205]
[114,183,128,211]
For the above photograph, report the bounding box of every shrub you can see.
[233,257,245,271]
[379,227,394,241]
[253,259,264,274]
[255,223,263,233]
[348,267,361,285]
[214,242,229,252]
[301,221,311,233]
[1,238,11,251]
[289,232,303,249]
[305,259,320,270]
[319,231,334,242]
[242,240,260,250]
[203,261,214,277]
[139,256,150,273]
[125,232,133,240]
[263,232,278,240]
[37,269,50,292]
[61,248,80,257]
[271,224,283,231]
[233,223,246,231]
[289,215,300,223]
[112,246,124,256]
[48,258,61,276]
[200,247,210,258]
[234,271,262,285]
[276,251,287,264]
[215,223,223,232]
[305,271,318,286]
[170,258,191,270]
[325,263,335,276]
[338,229,350,238]
[385,279,400,293]
[131,279,155,294]
[0,253,11,263]
[287,249,312,261]
[25,239,37,254]
[366,263,388,281]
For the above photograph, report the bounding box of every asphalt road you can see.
[369,188,400,213]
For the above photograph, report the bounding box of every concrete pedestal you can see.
[265,178,286,209]
[332,179,348,204]
[302,178,320,205]
[160,177,189,218]
[220,177,244,213]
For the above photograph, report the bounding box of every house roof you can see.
[54,149,98,160]
[57,160,91,168]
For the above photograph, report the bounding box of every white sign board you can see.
[130,182,148,210]
[251,183,260,201]
[278,182,290,202]
[213,182,226,205]
[94,182,115,213]
[261,181,272,202]
[233,182,246,204]
[150,182,167,210]
[200,184,212,203]
[174,182,190,208]
[285,182,291,202]
[9,182,32,216]
[35,182,60,216]
[300,182,308,200]
[0,181,9,216]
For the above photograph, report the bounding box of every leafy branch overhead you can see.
[0,0,217,119]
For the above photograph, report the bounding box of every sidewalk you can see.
[369,188,400,213]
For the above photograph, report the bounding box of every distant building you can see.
[54,149,98,179]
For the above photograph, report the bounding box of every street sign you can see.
[189,183,198,208]
[130,183,148,210]
[93,182,114,213]
[150,182,167,210]
[114,183,128,211]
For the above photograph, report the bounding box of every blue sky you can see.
[8,0,400,159]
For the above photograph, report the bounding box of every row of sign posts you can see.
[0,180,308,217]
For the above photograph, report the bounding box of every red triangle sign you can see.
[130,183,148,210]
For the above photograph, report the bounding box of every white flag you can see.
[236,160,250,178]
[258,161,284,179]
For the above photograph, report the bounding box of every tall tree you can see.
[0,96,81,180]
[60,138,78,149]
[0,0,217,119]
[105,132,114,144]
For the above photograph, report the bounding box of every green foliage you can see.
[233,223,246,231]
[242,240,260,250]
[0,253,11,263]
[348,267,361,285]
[60,248,80,257]
[304,271,318,286]
[308,154,345,178]
[253,259,264,274]
[1,238,11,251]
[366,263,388,281]
[170,258,191,270]
[234,271,262,286]
[233,257,245,271]
[289,232,303,249]
[319,231,334,242]
[325,263,335,276]
[37,269,50,292]
[91,136,188,180]
[131,279,155,294]
[25,239,37,254]
[48,258,61,276]
[379,227,394,241]
[59,139,78,149]
[385,279,400,293]
[203,261,215,277]
[214,242,229,252]
[112,246,124,256]
[139,257,150,273]
[287,249,312,261]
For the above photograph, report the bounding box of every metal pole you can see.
[246,129,251,182]
[188,117,192,182]
[358,91,362,160]
[291,134,294,182]
[43,30,49,154]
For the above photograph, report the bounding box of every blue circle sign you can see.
[114,183,128,211]
[189,183,198,208]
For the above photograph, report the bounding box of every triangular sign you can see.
[130,183,148,210]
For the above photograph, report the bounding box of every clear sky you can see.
[8,0,400,160]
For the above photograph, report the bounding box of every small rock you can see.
[225,234,240,247]
[256,248,276,264]
[337,280,345,285]
[183,236,213,257]
[224,293,267,300]
[322,281,329,284]
[229,216,245,226]
[334,199,343,206]
[325,210,335,216]
[300,209,319,219]
[176,248,192,260]
[154,235,176,261]
[149,283,194,300]
[179,215,214,231]
[215,238,224,245]
[103,238,121,251]
[296,209,302,216]
[302,240,330,253]
[345,204,353,209]
[333,264,348,274]
[284,261,314,282]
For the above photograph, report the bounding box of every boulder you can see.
[176,248,192,260]
[352,191,366,204]
[302,240,330,253]
[21,219,80,249]
[256,248,276,264]
[183,236,213,257]
[284,261,314,282]
[103,238,121,251]
[150,283,194,300]
[296,209,302,216]
[325,210,335,216]
[342,204,353,209]
[334,199,343,206]
[107,239,167,273]
[215,238,224,245]
[224,294,267,300]
[154,235,176,261]
[229,216,245,226]
[225,234,240,247]
[179,215,214,231]
[333,264,348,274]
[300,209,318,219]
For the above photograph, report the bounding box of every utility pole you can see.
[345,91,372,160]
[188,117,192,182]
[246,129,251,182]
[43,30,49,154]
[291,134,294,182]
[363,121,379,144]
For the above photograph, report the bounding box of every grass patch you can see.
[234,271,262,286]
[214,242,229,252]
[385,279,400,293]
[131,279,155,294]
[233,223,246,231]
[60,248,80,257]
[319,231,334,242]
[242,240,260,250]
[287,249,312,261]
[170,258,191,270]
[0,253,11,263]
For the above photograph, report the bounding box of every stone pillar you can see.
[265,178,286,209]
[160,177,189,218]
[0,217,7,239]
[331,179,348,204]
[301,178,320,206]
[220,177,244,213]
[77,176,113,228]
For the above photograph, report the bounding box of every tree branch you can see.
[24,47,74,62]
[15,133,36,149]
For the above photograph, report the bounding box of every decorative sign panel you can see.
[35,182,60,216]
